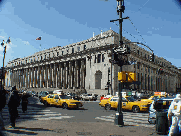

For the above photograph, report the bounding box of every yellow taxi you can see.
[99,96,149,113]
[41,94,57,106]
[55,95,83,109]
[141,92,167,106]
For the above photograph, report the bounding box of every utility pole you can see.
[110,0,128,126]
[107,67,110,95]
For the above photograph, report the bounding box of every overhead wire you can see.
[112,22,140,42]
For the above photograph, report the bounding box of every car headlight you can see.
[141,105,148,107]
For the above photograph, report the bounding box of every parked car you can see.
[72,93,81,101]
[92,94,98,101]
[148,97,174,124]
[39,91,49,99]
[31,91,36,97]
[81,94,94,101]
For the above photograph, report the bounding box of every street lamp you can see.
[1,37,11,91]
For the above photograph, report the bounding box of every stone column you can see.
[69,61,72,89]
[26,69,28,88]
[53,63,56,88]
[63,62,66,89]
[10,70,12,87]
[78,60,80,89]
[45,65,48,88]
[58,63,61,88]
[81,59,84,89]
[37,66,40,88]
[28,68,31,88]
[41,66,44,88]
[50,64,53,88]
[48,65,50,88]
[61,63,63,89]
[34,67,37,88]
[74,60,77,89]
[31,68,34,88]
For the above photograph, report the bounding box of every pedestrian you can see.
[21,91,28,113]
[168,94,181,135]
[0,89,7,131]
[8,86,21,128]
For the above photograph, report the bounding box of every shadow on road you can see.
[5,127,67,135]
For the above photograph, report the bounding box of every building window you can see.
[62,51,64,55]
[137,50,139,55]
[57,52,59,56]
[67,48,69,53]
[94,55,96,63]
[84,45,86,50]
[31,59,32,62]
[102,54,104,62]
[97,54,101,63]
[72,48,74,53]
[45,55,46,59]
[137,63,140,69]
[53,53,54,57]
[77,46,80,52]
[41,56,42,60]
[49,54,50,58]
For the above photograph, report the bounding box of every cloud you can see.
[22,41,30,45]
[0,36,5,39]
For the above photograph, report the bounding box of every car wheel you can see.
[62,103,68,109]
[132,106,140,113]
[105,104,111,110]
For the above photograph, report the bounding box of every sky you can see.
[0,0,181,68]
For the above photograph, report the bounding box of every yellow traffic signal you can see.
[118,72,126,81]
[127,72,136,82]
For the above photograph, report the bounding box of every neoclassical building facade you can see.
[5,30,181,95]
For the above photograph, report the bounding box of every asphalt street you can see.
[1,95,168,136]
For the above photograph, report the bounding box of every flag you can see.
[36,37,41,40]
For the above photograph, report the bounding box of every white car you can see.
[53,90,63,95]
[81,94,94,101]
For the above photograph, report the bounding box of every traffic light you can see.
[118,72,126,81]
[127,72,136,82]
[158,68,164,74]
[150,53,154,62]
[114,53,119,62]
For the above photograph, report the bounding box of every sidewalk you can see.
[3,119,164,136]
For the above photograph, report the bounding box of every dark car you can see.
[72,93,81,100]
[92,94,98,101]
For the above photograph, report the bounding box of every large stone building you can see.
[5,30,181,95]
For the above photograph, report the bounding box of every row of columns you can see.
[10,59,86,90]
[132,62,180,92]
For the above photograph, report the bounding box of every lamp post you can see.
[1,37,11,91]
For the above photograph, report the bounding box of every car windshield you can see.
[60,95,71,99]
[127,97,136,102]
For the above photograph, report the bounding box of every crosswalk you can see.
[2,103,74,125]
[95,112,155,128]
